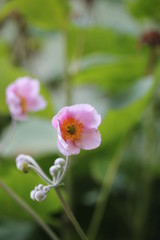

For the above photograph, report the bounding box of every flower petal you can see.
[76,128,101,150]
[68,104,101,128]
[26,96,47,111]
[52,106,69,129]
[57,137,80,156]
[15,77,40,98]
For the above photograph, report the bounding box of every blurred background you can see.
[0,0,160,239]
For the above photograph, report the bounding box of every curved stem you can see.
[0,180,59,240]
[87,135,129,240]
[55,188,88,240]
[0,120,16,154]
[55,156,69,186]
[29,165,53,185]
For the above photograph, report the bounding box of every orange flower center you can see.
[19,96,27,113]
[61,117,83,142]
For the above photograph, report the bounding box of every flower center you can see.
[61,117,83,142]
[19,96,27,113]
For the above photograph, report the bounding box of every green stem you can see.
[55,188,88,240]
[0,180,59,240]
[87,136,129,240]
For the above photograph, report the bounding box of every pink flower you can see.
[6,77,47,121]
[52,104,101,155]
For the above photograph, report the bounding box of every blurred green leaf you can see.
[73,56,147,93]
[1,118,57,157]
[0,0,70,30]
[0,219,34,240]
[100,73,157,146]
[0,167,61,222]
[68,26,138,58]
[127,0,160,22]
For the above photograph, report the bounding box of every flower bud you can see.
[16,154,29,173]
[43,186,50,193]
[35,191,46,202]
[54,158,65,167]
[49,165,60,176]
[37,184,43,190]
[30,190,36,200]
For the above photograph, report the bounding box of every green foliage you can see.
[68,26,138,58]
[1,118,57,157]
[0,219,34,240]
[0,164,61,222]
[0,0,70,30]
[73,56,147,93]
[100,71,157,145]
[128,0,160,22]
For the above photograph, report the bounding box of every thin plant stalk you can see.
[87,135,129,240]
[0,180,59,240]
[55,188,88,240]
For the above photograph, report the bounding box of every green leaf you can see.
[0,167,61,222]
[127,0,160,22]
[0,0,70,30]
[73,56,147,93]
[100,74,157,146]
[1,118,58,157]
[0,219,34,240]
[68,26,138,58]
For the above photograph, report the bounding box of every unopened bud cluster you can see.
[49,158,65,179]
[16,154,68,202]
[30,184,50,202]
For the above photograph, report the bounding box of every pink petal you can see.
[52,106,69,129]
[15,77,40,98]
[26,96,47,111]
[68,104,101,128]
[57,138,80,156]
[75,128,101,150]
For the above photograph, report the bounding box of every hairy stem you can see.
[0,180,59,240]
[55,188,88,240]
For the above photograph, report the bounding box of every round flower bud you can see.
[30,190,36,200]
[49,165,60,176]
[37,184,43,191]
[16,154,28,171]
[43,186,50,193]
[35,191,46,202]
[54,158,65,167]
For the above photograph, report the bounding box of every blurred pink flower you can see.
[52,104,101,155]
[6,77,47,121]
